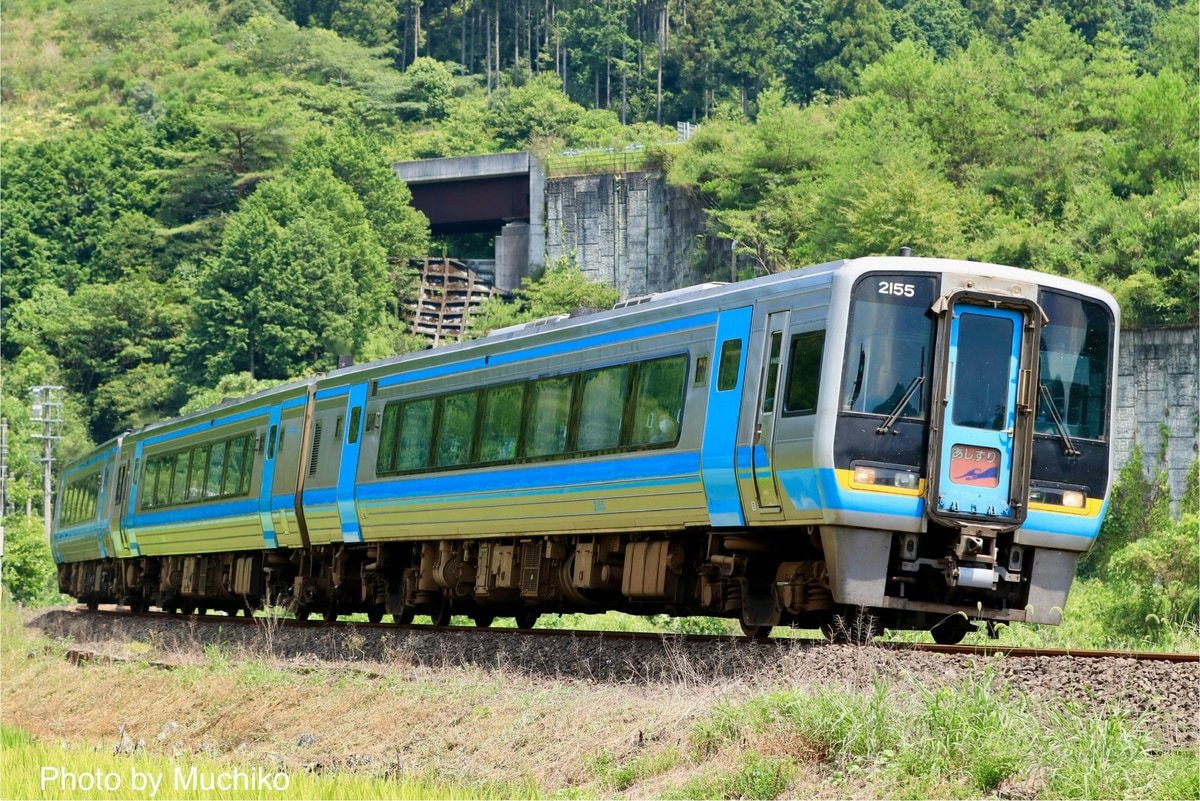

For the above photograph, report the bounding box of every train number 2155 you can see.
[878,280,915,297]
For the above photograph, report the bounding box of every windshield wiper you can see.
[1038,383,1080,456]
[876,376,924,435]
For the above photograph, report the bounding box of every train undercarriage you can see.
[58,525,1046,643]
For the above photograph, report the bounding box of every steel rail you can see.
[77,606,1199,663]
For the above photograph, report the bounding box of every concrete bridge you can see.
[394,152,545,292]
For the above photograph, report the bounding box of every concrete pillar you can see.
[495,222,530,292]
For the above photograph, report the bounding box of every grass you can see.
[3,598,1196,800]
[681,668,1198,800]
[1,726,531,801]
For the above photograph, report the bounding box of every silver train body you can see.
[53,256,1119,640]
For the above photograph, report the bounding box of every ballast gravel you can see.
[27,608,1199,750]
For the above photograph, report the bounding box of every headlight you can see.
[851,461,921,490]
[1030,483,1089,509]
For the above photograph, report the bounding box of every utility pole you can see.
[30,386,63,541]
[1,417,7,558]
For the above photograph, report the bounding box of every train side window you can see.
[377,405,401,473]
[171,451,190,506]
[334,416,345,441]
[347,407,362,445]
[207,441,226,498]
[630,355,687,446]
[784,331,825,415]
[479,383,525,462]
[436,391,479,467]
[397,399,435,471]
[154,456,174,508]
[223,439,245,497]
[140,460,155,509]
[187,446,209,502]
[694,355,709,387]
[238,436,254,495]
[267,425,278,458]
[717,339,742,391]
[525,376,574,457]
[578,365,630,451]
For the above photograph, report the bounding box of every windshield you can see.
[842,275,937,418]
[1037,290,1113,441]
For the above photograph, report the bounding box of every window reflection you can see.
[1037,291,1112,440]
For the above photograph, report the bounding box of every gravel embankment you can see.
[27,608,1199,749]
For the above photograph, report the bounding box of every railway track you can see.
[79,605,1199,664]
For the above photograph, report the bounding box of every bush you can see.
[1,516,59,605]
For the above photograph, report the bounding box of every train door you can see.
[927,297,1040,528]
[121,442,143,557]
[336,382,369,544]
[257,404,283,549]
[110,448,135,559]
[750,311,789,512]
[701,307,753,527]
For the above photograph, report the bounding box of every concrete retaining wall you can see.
[1113,327,1199,503]
[543,171,706,298]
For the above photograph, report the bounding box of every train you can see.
[52,255,1119,643]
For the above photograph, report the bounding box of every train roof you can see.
[105,256,1117,446]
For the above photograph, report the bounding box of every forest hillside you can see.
[1,0,1196,512]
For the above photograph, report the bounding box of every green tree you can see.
[330,0,399,49]
[1,516,61,605]
[190,169,389,381]
[466,257,620,337]
[485,74,587,150]
[5,276,191,442]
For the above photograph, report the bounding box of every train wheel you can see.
[472,613,496,628]
[739,621,767,639]
[930,615,974,645]
[514,610,539,630]
[321,603,339,622]
[392,608,416,625]
[366,608,384,624]
[428,596,452,627]
[294,605,313,621]
[86,601,99,611]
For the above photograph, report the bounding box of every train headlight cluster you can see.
[1029,483,1088,510]
[852,462,921,490]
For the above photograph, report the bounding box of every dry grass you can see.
[1,609,712,795]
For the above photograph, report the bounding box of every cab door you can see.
[927,298,1040,528]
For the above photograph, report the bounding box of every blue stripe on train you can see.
[377,312,719,390]
[356,451,702,505]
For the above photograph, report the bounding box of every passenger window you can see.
[784,331,825,415]
[480,384,524,462]
[238,436,254,495]
[267,425,278,458]
[397,400,434,471]
[377,405,401,474]
[348,407,362,445]
[142,460,158,509]
[187,446,208,502]
[223,439,245,496]
[630,355,687,446]
[436,392,479,467]
[694,355,709,387]
[206,441,226,498]
[170,453,189,506]
[525,376,574,457]
[717,339,742,391]
[155,456,174,507]
[578,366,630,451]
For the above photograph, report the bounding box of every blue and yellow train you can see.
[53,255,1119,641]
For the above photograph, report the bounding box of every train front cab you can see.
[819,261,1117,642]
